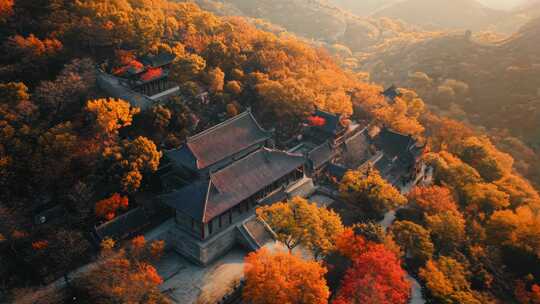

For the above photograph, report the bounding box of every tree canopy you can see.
[339,167,407,219]
[243,248,330,304]
[256,196,344,258]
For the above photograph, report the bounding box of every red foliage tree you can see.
[333,244,411,304]
[140,67,163,82]
[335,227,369,260]
[95,193,129,220]
[308,115,326,127]
[515,280,540,304]
[113,60,144,75]
[31,240,49,250]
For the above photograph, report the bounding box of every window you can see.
[209,220,213,235]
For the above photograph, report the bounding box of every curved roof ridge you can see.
[261,146,304,158]
[381,125,414,139]
[187,110,267,142]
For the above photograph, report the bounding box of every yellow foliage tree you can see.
[206,67,225,93]
[426,211,465,252]
[102,136,161,193]
[458,136,514,182]
[339,167,407,218]
[169,53,206,83]
[463,183,510,215]
[85,98,140,137]
[226,80,242,95]
[424,151,482,193]
[488,206,540,257]
[256,197,344,258]
[391,220,434,263]
[419,257,480,304]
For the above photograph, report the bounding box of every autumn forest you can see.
[1,0,540,304]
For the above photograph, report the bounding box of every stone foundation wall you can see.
[169,223,238,265]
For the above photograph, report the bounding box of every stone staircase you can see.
[286,176,315,198]
[236,216,276,251]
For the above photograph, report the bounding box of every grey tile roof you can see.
[165,111,272,171]
[308,141,335,169]
[382,85,401,102]
[373,127,415,159]
[343,128,372,167]
[161,148,305,223]
[94,207,149,240]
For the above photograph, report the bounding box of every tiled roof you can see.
[343,128,372,167]
[313,109,345,135]
[161,148,305,223]
[165,111,271,171]
[94,207,149,240]
[373,128,415,158]
[327,163,348,180]
[374,154,395,176]
[308,141,335,169]
[382,85,401,102]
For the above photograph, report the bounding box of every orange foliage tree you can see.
[243,248,329,304]
[95,193,129,220]
[408,185,459,216]
[0,0,13,22]
[458,136,514,182]
[6,34,63,60]
[74,237,166,303]
[335,227,371,260]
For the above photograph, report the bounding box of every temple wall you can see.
[168,222,239,265]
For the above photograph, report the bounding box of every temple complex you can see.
[158,110,306,265]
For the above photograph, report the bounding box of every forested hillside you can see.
[372,0,508,31]
[326,0,398,16]
[1,0,540,303]
[362,17,540,186]
[192,0,441,70]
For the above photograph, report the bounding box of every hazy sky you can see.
[477,0,530,10]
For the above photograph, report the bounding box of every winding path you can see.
[378,172,432,304]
